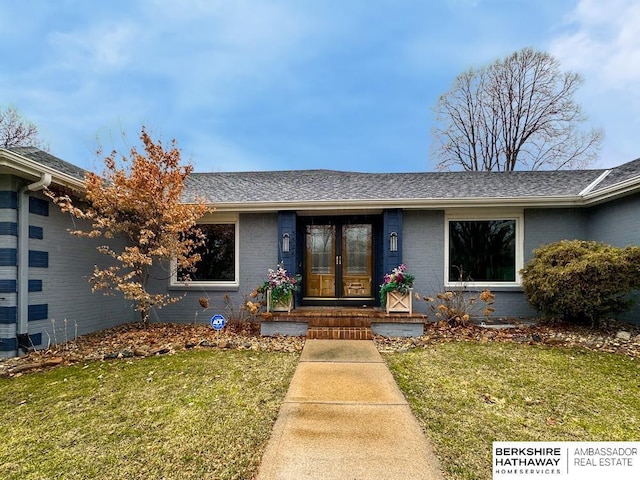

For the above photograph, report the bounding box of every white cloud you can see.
[48,21,138,73]
[549,0,640,165]
[550,0,640,90]
[0,0,329,169]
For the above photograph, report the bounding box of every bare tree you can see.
[432,48,603,171]
[0,105,48,150]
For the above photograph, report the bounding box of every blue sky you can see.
[1,0,639,173]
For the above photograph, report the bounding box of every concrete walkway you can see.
[256,340,444,480]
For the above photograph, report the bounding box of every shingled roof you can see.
[590,157,640,192]
[6,146,87,181]
[181,165,635,206]
[3,146,640,209]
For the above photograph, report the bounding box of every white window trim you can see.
[170,212,239,290]
[444,210,524,288]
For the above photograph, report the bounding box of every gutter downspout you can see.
[17,173,51,353]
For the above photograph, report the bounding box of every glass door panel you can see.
[341,224,372,298]
[304,225,335,297]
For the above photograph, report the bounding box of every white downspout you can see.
[17,173,51,351]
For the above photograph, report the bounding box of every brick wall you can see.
[587,193,640,247]
[587,193,640,324]
[0,177,135,357]
[30,190,135,349]
[404,209,551,320]
[402,210,445,316]
[151,212,279,324]
[524,208,588,262]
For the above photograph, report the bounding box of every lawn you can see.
[385,341,640,480]
[3,335,639,480]
[0,349,299,480]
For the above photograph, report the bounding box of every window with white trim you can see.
[445,213,523,287]
[172,214,239,288]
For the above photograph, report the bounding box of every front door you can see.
[304,222,374,303]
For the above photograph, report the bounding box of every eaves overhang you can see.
[0,148,85,191]
[201,195,588,213]
[583,175,640,206]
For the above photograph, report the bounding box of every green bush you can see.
[521,240,640,325]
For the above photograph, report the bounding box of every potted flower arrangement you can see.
[258,263,301,313]
[380,264,415,313]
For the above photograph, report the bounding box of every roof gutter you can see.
[201,195,588,213]
[17,172,52,352]
[0,148,85,191]
[583,174,640,205]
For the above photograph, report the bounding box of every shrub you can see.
[421,288,495,326]
[521,240,640,326]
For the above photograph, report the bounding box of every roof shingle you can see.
[6,146,87,181]
[5,146,640,206]
[182,168,606,204]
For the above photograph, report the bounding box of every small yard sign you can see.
[210,314,226,331]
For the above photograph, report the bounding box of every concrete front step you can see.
[307,326,373,340]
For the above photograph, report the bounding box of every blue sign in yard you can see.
[210,314,226,331]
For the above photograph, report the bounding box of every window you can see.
[172,215,239,288]
[308,225,334,274]
[445,214,522,286]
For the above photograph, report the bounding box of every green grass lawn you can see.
[3,339,639,480]
[0,350,299,480]
[385,342,640,480]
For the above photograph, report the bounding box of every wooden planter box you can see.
[267,289,293,313]
[386,289,413,314]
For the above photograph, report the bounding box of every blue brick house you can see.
[1,146,639,356]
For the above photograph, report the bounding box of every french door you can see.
[304,222,374,303]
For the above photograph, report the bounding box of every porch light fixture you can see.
[282,233,290,253]
[389,231,398,252]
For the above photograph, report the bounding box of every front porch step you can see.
[261,308,428,339]
[307,326,373,340]
[305,314,372,339]
[307,317,371,328]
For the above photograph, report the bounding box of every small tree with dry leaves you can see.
[47,127,210,326]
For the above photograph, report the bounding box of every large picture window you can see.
[188,224,236,281]
[172,216,239,288]
[446,215,522,286]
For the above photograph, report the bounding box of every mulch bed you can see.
[0,322,304,377]
[376,319,640,358]
[1,319,639,377]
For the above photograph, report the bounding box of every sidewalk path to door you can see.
[256,339,445,480]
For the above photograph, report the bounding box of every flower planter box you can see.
[267,289,293,313]
[386,289,413,314]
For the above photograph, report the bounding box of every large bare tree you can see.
[431,48,603,171]
[0,106,48,150]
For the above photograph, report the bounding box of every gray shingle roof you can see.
[6,146,87,181]
[592,157,640,191]
[5,146,640,207]
[182,168,606,204]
